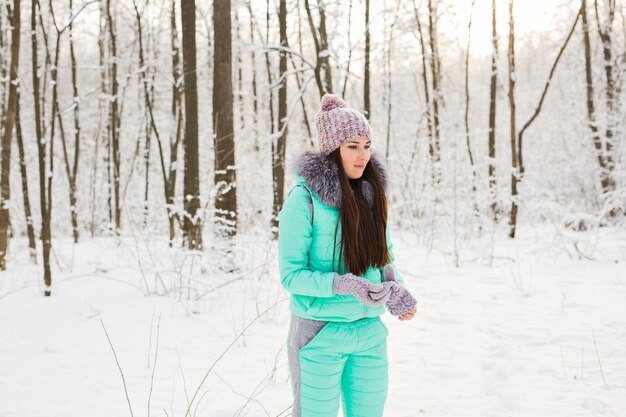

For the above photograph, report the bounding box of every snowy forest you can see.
[0,0,624,416]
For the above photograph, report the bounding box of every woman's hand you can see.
[333,273,391,306]
[398,307,416,321]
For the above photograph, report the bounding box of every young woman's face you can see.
[339,138,371,179]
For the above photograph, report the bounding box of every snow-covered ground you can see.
[1,224,625,417]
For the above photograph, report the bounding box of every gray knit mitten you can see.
[382,265,418,316]
[368,281,395,304]
[332,273,391,306]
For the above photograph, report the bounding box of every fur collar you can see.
[295,150,388,208]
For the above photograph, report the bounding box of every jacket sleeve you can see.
[277,185,336,297]
[386,224,406,285]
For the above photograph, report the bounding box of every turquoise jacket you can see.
[277,151,404,322]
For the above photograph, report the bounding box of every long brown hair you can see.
[330,149,391,276]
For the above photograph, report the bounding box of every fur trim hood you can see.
[294,150,388,208]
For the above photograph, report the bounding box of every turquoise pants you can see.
[287,315,389,417]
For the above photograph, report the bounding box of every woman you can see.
[277,94,417,417]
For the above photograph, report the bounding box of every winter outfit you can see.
[278,94,417,417]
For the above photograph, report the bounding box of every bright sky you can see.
[343,0,577,58]
[452,0,576,56]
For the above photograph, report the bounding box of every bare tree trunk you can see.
[412,0,434,166]
[31,0,52,296]
[235,9,244,132]
[464,0,479,223]
[90,125,101,237]
[0,0,20,270]
[518,5,583,177]
[97,1,112,230]
[46,7,67,249]
[46,0,86,244]
[488,0,498,220]
[15,90,36,256]
[167,0,183,246]
[303,0,323,96]
[38,7,50,140]
[364,0,370,118]
[104,0,120,235]
[427,0,441,164]
[318,2,332,94]
[384,2,400,160]
[44,1,63,293]
[272,0,289,240]
[181,0,203,248]
[582,0,611,197]
[508,0,519,238]
[341,0,353,98]
[0,9,7,126]
[264,0,275,137]
[132,0,165,230]
[247,3,259,151]
[135,1,152,227]
[304,0,333,96]
[60,0,81,243]
[509,4,584,234]
[593,0,617,196]
[295,0,314,147]
[213,0,238,238]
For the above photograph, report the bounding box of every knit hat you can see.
[314,94,372,155]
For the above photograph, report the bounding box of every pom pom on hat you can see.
[314,94,372,155]
[320,94,346,111]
